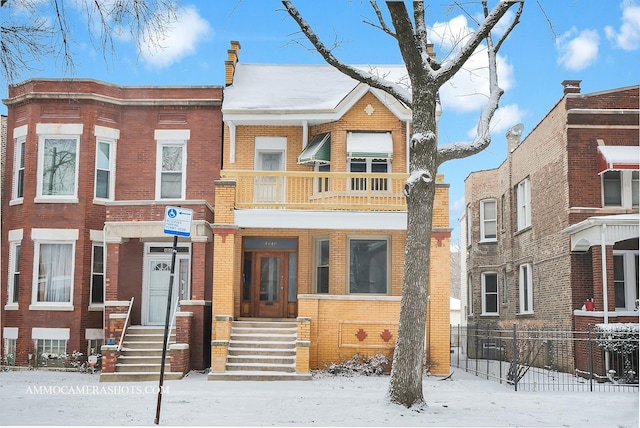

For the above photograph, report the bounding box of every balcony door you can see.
[255,150,284,203]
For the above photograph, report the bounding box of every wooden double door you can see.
[242,245,297,318]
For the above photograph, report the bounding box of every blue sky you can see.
[3,0,639,244]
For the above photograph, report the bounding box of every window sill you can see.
[515,225,532,236]
[4,303,19,311]
[88,304,104,311]
[9,198,23,206]
[34,197,79,204]
[517,311,534,316]
[481,313,499,317]
[478,239,497,244]
[29,304,75,311]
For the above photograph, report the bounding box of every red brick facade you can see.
[1,79,222,371]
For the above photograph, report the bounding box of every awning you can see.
[597,146,640,174]
[346,131,393,159]
[297,133,331,165]
[562,213,639,252]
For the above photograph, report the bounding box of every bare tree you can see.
[283,0,523,408]
[0,0,179,83]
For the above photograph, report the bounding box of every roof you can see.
[223,63,411,125]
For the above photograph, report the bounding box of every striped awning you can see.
[597,146,640,174]
[346,131,393,159]
[297,133,331,165]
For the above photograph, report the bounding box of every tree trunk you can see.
[388,91,438,408]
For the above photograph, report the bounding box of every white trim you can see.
[346,234,391,295]
[154,129,190,140]
[90,229,104,242]
[481,272,499,315]
[228,121,236,164]
[155,139,187,200]
[31,228,79,240]
[8,229,23,241]
[3,327,19,339]
[13,124,28,139]
[519,263,534,314]
[94,135,117,201]
[36,123,83,135]
[12,133,26,202]
[255,136,287,152]
[235,209,407,230]
[94,125,120,140]
[85,328,104,340]
[31,327,70,340]
[479,199,497,242]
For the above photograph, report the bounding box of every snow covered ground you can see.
[0,369,637,427]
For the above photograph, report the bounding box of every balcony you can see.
[220,170,413,211]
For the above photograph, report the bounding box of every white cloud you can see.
[605,0,640,50]
[430,15,516,114]
[556,27,599,71]
[140,5,212,69]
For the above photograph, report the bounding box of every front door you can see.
[145,255,190,325]
[253,252,288,318]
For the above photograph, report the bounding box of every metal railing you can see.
[117,297,135,352]
[221,170,412,211]
[450,323,639,392]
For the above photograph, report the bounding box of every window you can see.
[13,137,25,200]
[516,178,531,230]
[31,229,78,307]
[90,244,104,305]
[348,158,389,191]
[34,243,74,303]
[348,237,388,294]
[155,130,189,200]
[480,199,497,242]
[36,124,82,201]
[95,141,114,199]
[482,272,498,315]
[314,238,329,293]
[519,263,533,314]
[35,339,67,367]
[3,338,16,366]
[467,273,473,316]
[603,170,639,208]
[8,243,21,305]
[613,251,639,311]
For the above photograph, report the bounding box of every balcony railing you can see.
[221,170,410,211]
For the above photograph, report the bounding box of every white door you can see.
[145,255,190,325]
[255,151,284,203]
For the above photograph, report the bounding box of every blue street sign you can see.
[163,206,193,237]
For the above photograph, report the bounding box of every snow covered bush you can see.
[324,353,390,376]
[594,323,639,354]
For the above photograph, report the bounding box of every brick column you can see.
[170,344,190,375]
[296,317,311,373]
[427,231,452,376]
[100,345,118,373]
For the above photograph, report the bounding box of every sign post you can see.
[154,206,192,425]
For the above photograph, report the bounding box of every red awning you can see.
[597,146,640,174]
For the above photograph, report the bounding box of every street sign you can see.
[163,206,193,237]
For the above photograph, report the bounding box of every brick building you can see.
[463,81,639,376]
[208,42,451,379]
[1,79,222,378]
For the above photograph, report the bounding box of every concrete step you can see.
[125,333,176,342]
[227,355,295,365]
[119,349,164,357]
[230,333,297,342]
[228,340,296,349]
[232,321,297,329]
[121,341,167,349]
[117,355,165,364]
[208,371,311,381]
[100,372,183,382]
[226,362,296,372]
[231,326,297,335]
[227,347,295,357]
[115,363,171,373]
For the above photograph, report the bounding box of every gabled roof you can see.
[223,63,411,125]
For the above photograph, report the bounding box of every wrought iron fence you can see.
[450,324,639,392]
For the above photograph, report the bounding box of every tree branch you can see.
[433,1,519,85]
[282,0,411,106]
[365,1,396,38]
[495,1,523,53]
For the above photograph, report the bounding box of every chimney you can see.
[506,123,524,153]
[225,40,241,86]
[426,43,436,60]
[561,79,581,95]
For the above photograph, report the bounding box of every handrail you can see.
[117,297,135,352]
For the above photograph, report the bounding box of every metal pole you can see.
[512,323,518,392]
[154,234,178,425]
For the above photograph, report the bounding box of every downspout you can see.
[600,224,609,324]
[302,120,308,149]
[228,121,236,164]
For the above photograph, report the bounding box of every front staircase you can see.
[208,319,311,381]
[100,326,184,382]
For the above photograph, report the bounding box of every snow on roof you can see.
[223,63,408,113]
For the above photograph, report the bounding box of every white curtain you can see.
[39,244,72,302]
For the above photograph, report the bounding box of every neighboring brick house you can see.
[209,42,451,379]
[463,81,639,376]
[1,79,222,377]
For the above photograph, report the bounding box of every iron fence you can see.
[450,324,639,392]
